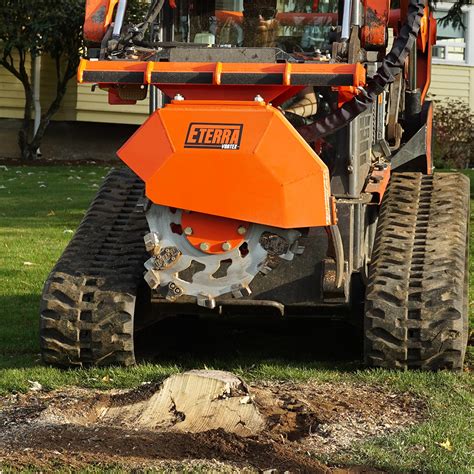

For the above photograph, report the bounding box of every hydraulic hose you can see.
[297,0,426,142]
[341,0,353,40]
[113,0,128,39]
[114,0,165,50]
[133,0,166,42]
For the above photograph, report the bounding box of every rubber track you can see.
[364,173,470,370]
[40,168,149,367]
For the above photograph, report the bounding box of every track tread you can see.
[40,168,148,367]
[364,172,469,370]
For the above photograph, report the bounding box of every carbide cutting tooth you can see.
[259,256,280,275]
[291,243,305,255]
[144,268,161,290]
[143,232,160,254]
[231,285,252,299]
[197,294,216,309]
[259,265,273,275]
[144,257,156,271]
[258,260,273,275]
[135,197,151,213]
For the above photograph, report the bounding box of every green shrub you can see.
[433,99,474,169]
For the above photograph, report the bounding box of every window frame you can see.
[433,2,474,67]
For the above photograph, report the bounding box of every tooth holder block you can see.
[78,60,366,229]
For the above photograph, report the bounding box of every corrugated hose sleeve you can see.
[297,0,426,142]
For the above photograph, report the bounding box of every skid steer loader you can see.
[40,0,470,370]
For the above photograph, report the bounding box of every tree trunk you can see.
[19,88,36,162]
[22,59,75,161]
[2,50,78,161]
[15,50,36,161]
[20,140,41,161]
[26,77,69,160]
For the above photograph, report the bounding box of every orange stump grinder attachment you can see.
[77,0,426,310]
[118,97,331,307]
[119,96,334,308]
[118,99,333,229]
[77,56,365,308]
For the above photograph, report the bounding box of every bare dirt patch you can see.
[0,373,426,472]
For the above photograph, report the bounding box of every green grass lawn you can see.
[0,165,473,472]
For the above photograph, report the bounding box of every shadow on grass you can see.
[136,314,364,373]
[0,294,41,365]
[0,291,363,373]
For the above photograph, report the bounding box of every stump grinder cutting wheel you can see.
[40,0,469,370]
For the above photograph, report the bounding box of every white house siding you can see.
[0,54,31,119]
[39,56,78,121]
[0,55,150,124]
[75,84,150,125]
[430,64,474,109]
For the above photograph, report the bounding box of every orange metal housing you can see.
[84,0,118,43]
[418,11,437,101]
[361,0,390,49]
[118,100,334,229]
[215,10,338,26]
[180,212,247,254]
[78,59,366,106]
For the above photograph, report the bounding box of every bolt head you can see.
[237,226,247,235]
[254,94,264,103]
[174,94,185,101]
[200,242,210,252]
[184,226,193,236]
[222,241,232,251]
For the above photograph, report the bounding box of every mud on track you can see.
[0,379,426,472]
